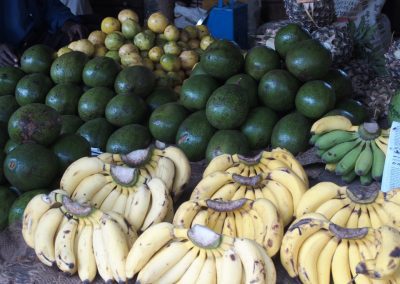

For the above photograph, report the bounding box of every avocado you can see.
[0,186,18,229]
[20,44,54,74]
[114,66,156,97]
[105,94,148,126]
[241,106,279,150]
[271,112,312,155]
[60,115,84,135]
[206,130,250,163]
[274,24,311,57]
[15,73,53,106]
[285,39,332,81]
[176,110,216,161]
[4,143,59,192]
[324,109,356,124]
[50,51,88,84]
[106,124,151,154]
[77,118,115,151]
[244,46,281,80]
[8,189,48,224]
[0,151,5,184]
[0,95,19,124]
[78,87,115,121]
[45,83,82,115]
[0,67,25,96]
[190,62,208,76]
[4,139,20,154]
[180,74,220,110]
[82,56,120,88]
[226,74,258,108]
[336,99,368,125]
[258,69,301,112]
[146,87,179,111]
[8,104,61,146]
[149,103,189,144]
[295,80,336,119]
[321,69,353,101]
[206,84,249,130]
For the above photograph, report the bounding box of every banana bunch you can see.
[173,198,283,256]
[22,190,135,283]
[281,213,400,284]
[125,222,276,284]
[203,147,308,187]
[296,182,400,228]
[60,154,174,231]
[97,144,191,200]
[310,115,390,185]
[190,170,307,226]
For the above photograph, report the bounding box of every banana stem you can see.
[110,165,139,186]
[62,195,92,217]
[206,199,247,212]
[236,152,262,165]
[121,146,153,167]
[232,174,262,186]
[346,184,380,204]
[358,122,381,140]
[187,225,222,249]
[329,223,369,240]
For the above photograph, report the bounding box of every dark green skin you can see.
[0,122,8,149]
[4,139,20,154]
[206,130,250,163]
[206,84,249,130]
[324,109,357,124]
[50,51,88,84]
[8,103,61,146]
[190,63,208,76]
[321,69,353,101]
[241,106,279,150]
[176,110,216,162]
[0,95,19,124]
[258,69,301,112]
[295,80,336,119]
[226,74,258,108]
[271,112,312,155]
[274,24,311,58]
[389,91,400,125]
[60,115,84,135]
[149,103,189,144]
[336,99,368,125]
[51,134,91,173]
[20,44,54,74]
[78,87,115,121]
[106,124,151,154]
[82,57,120,88]
[45,83,82,115]
[201,40,244,80]
[0,186,18,229]
[114,66,156,97]
[244,46,281,81]
[77,118,115,151]
[105,94,148,126]
[0,151,5,184]
[181,75,220,110]
[286,39,332,81]
[8,189,48,224]
[0,67,25,96]
[146,87,179,111]
[4,143,59,192]
[15,73,53,106]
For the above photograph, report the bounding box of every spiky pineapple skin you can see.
[341,59,374,97]
[255,20,292,48]
[385,40,400,78]
[283,0,336,31]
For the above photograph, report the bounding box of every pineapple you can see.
[311,25,354,64]
[362,76,400,119]
[385,39,400,78]
[283,0,336,31]
[254,20,292,49]
[341,59,375,97]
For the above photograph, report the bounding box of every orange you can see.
[88,30,107,45]
[118,9,139,23]
[101,17,121,34]
[147,12,169,33]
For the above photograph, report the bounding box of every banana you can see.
[137,240,193,283]
[325,163,337,172]
[207,211,221,229]
[317,236,339,284]
[330,204,354,227]
[315,130,359,150]
[222,212,236,237]
[381,129,390,137]
[99,186,121,212]
[211,182,239,200]
[225,163,247,175]
[360,170,374,186]
[315,198,350,219]
[232,185,246,200]
[263,180,294,226]
[125,222,174,279]
[355,141,373,176]
[91,182,116,208]
[341,170,357,184]
[191,210,209,226]
[71,173,109,203]
[346,205,361,228]
[348,240,372,284]
[375,138,388,154]
[34,208,64,266]
[177,249,207,284]
[373,226,400,278]
[371,141,386,181]
[190,171,233,200]
[22,193,53,248]
[141,178,170,231]
[55,217,78,274]
[309,134,321,145]
[321,139,361,164]
[377,136,388,145]
[256,243,277,284]
[372,203,391,227]
[311,115,353,134]
[212,211,227,234]
[332,240,352,284]
[195,251,217,284]
[381,201,400,227]
[234,210,244,237]
[92,220,113,282]
[368,205,383,228]
[126,184,151,230]
[297,230,332,284]
[60,157,105,195]
[244,188,255,200]
[240,210,255,240]
[358,205,372,228]
[335,140,365,175]
[100,214,129,283]
[111,187,128,215]
[261,158,288,171]
[106,211,137,247]
[203,154,235,177]
[155,156,175,191]
[76,224,97,283]
[173,200,201,228]
[254,188,265,199]
[216,248,242,284]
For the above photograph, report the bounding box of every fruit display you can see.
[280,213,400,283]
[296,182,400,228]
[125,223,276,283]
[385,39,400,78]
[173,198,283,256]
[310,115,389,185]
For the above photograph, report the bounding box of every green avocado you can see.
[145,87,179,111]
[244,46,281,80]
[77,118,115,151]
[15,73,53,106]
[82,56,120,88]
[20,44,54,74]
[8,189,49,224]
[60,115,84,135]
[106,124,151,154]
[226,73,258,108]
[114,66,156,97]
[50,51,88,84]
[0,95,19,124]
[0,67,25,96]
[0,186,18,229]
[180,74,220,110]
[274,24,311,57]
[105,94,148,126]
[45,83,82,115]
[78,87,115,121]
[206,130,250,163]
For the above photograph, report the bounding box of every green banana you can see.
[360,170,373,186]
[321,139,362,164]
[341,170,357,184]
[317,149,326,157]
[335,141,365,176]
[309,134,321,145]
[355,141,373,176]
[371,141,386,181]
[314,130,358,150]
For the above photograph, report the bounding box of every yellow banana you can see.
[111,187,128,215]
[332,240,352,284]
[55,217,79,274]
[195,251,217,284]
[346,204,361,228]
[368,205,384,228]
[315,198,350,219]
[190,171,233,200]
[155,156,175,192]
[261,180,293,226]
[92,220,113,282]
[106,211,137,248]
[71,173,109,203]
[203,153,235,177]
[76,224,97,283]
[211,182,239,200]
[375,138,388,154]
[91,182,116,208]
[358,205,372,228]
[126,184,151,230]
[99,186,121,212]
[311,115,353,134]
[222,212,236,237]
[173,200,201,228]
[216,248,242,284]
[330,204,354,227]
[191,210,209,226]
[348,240,372,284]
[317,237,339,284]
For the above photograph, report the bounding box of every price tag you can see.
[381,121,400,192]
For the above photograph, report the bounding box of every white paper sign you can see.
[381,121,400,192]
